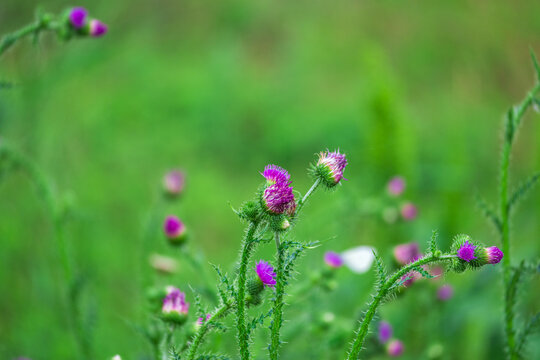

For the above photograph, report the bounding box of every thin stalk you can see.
[500,81,540,360]
[186,303,231,360]
[347,254,456,360]
[297,178,320,213]
[0,16,56,56]
[235,222,258,360]
[269,233,285,360]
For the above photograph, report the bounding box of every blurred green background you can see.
[1,0,540,359]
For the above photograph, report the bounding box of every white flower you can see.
[112,356,121,360]
[341,246,375,273]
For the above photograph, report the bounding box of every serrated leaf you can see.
[413,266,436,279]
[429,230,439,255]
[247,309,273,337]
[515,312,540,357]
[475,194,502,233]
[506,261,526,317]
[508,172,540,213]
[372,251,387,288]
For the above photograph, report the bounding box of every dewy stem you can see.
[235,222,258,360]
[269,233,285,360]
[346,254,456,360]
[499,81,540,360]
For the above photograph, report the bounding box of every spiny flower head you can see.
[378,321,392,344]
[387,176,405,196]
[255,260,276,287]
[164,170,185,196]
[393,242,420,265]
[400,202,418,221]
[163,215,187,246]
[69,7,88,28]
[262,181,296,215]
[387,339,404,357]
[457,240,477,262]
[312,150,348,188]
[324,251,343,268]
[89,19,108,37]
[437,284,454,301]
[262,164,290,185]
[162,287,189,324]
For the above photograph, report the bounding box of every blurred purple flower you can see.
[255,260,276,287]
[324,251,343,268]
[437,284,454,301]
[387,176,405,196]
[400,202,418,221]
[387,339,404,357]
[196,313,212,326]
[163,215,186,239]
[90,19,108,37]
[69,7,88,28]
[378,321,392,344]
[393,242,420,265]
[162,287,189,315]
[164,170,185,196]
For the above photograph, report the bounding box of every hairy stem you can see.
[500,81,540,359]
[186,303,230,360]
[235,222,258,360]
[347,254,456,360]
[269,233,285,360]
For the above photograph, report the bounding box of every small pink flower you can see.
[164,170,185,196]
[324,251,343,268]
[89,19,108,37]
[437,284,454,301]
[400,202,418,221]
[387,176,405,196]
[387,339,404,357]
[393,242,420,265]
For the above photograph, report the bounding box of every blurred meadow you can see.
[1,0,540,359]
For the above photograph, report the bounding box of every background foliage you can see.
[1,0,539,359]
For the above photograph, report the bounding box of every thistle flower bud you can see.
[479,246,504,265]
[387,176,405,196]
[161,287,189,325]
[261,181,296,215]
[255,260,276,287]
[437,284,453,301]
[378,321,392,344]
[238,200,261,222]
[311,150,347,188]
[452,234,503,270]
[69,7,88,28]
[393,242,420,265]
[400,202,418,221]
[163,215,188,246]
[324,251,343,268]
[89,19,108,37]
[163,170,185,196]
[387,339,404,357]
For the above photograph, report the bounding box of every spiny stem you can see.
[346,254,456,360]
[500,81,540,360]
[235,222,258,360]
[186,303,230,360]
[269,233,285,360]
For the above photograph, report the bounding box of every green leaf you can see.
[531,48,540,83]
[212,264,234,304]
[412,266,436,279]
[508,172,540,213]
[475,194,502,233]
[429,230,438,255]
[506,261,526,318]
[373,251,387,289]
[515,312,540,357]
[247,309,272,337]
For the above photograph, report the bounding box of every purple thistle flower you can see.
[262,182,296,215]
[69,7,88,28]
[400,202,418,221]
[457,240,477,262]
[393,242,420,265]
[164,170,185,196]
[437,284,454,301]
[163,215,187,246]
[387,176,405,196]
[262,164,290,184]
[162,287,189,320]
[255,260,276,287]
[378,321,393,344]
[315,150,347,186]
[324,251,343,268]
[485,246,504,264]
[387,339,404,357]
[89,19,108,37]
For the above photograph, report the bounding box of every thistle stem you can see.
[186,303,230,360]
[297,178,321,214]
[500,81,540,359]
[269,233,285,360]
[235,222,258,360]
[346,254,456,360]
[0,15,56,56]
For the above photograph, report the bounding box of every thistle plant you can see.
[0,6,107,57]
[476,51,540,359]
[346,232,503,359]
